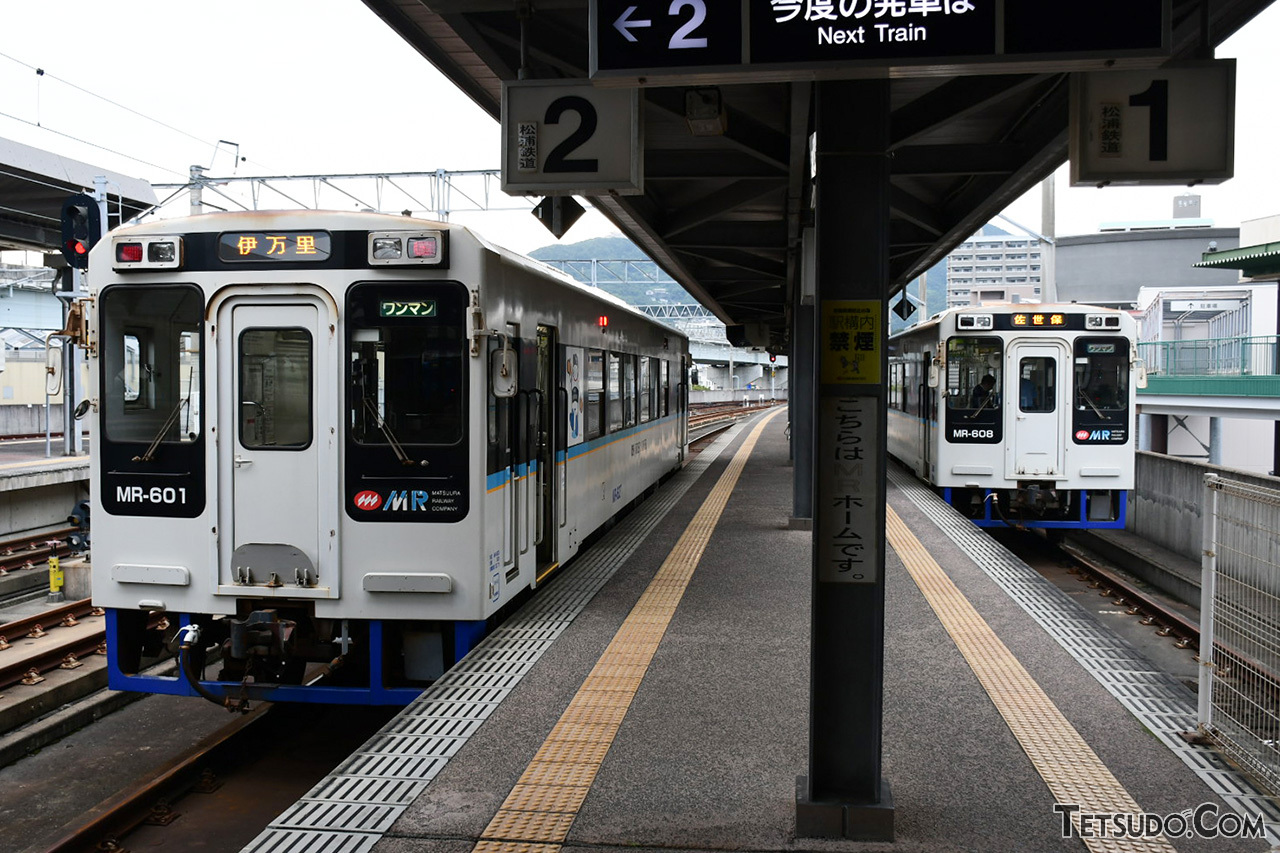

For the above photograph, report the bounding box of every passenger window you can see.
[607,352,622,433]
[640,357,652,423]
[586,349,604,439]
[239,328,312,449]
[623,355,637,428]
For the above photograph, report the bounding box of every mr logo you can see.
[385,490,430,511]
[1076,429,1112,441]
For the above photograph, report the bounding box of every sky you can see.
[3,1,1280,259]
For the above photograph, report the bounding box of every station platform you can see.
[0,437,88,492]
[243,409,1279,853]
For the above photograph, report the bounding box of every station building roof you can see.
[0,135,157,254]
[359,0,1274,350]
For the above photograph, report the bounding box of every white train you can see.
[85,210,689,706]
[888,304,1142,531]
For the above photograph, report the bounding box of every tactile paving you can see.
[469,410,783,852]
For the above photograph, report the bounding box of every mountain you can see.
[528,236,697,306]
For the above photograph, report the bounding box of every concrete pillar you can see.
[1209,416,1223,466]
[797,78,893,842]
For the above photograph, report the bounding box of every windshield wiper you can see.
[1078,390,1110,420]
[133,399,187,462]
[362,397,417,466]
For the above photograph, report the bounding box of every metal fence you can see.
[1140,336,1279,377]
[1199,474,1280,795]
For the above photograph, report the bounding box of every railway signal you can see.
[60,194,101,269]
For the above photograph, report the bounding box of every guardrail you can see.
[1138,336,1279,377]
[1199,474,1280,797]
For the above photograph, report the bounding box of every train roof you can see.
[113,209,686,341]
[895,302,1135,339]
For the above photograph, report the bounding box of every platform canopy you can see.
[361,0,1274,350]
[0,135,157,254]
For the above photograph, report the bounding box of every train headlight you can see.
[371,237,403,260]
[1086,314,1121,330]
[957,314,993,330]
[368,230,447,267]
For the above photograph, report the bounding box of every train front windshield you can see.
[945,336,1002,443]
[348,283,466,447]
[1072,338,1130,443]
[98,284,206,517]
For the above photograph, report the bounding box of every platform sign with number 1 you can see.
[501,79,643,196]
[1070,60,1235,186]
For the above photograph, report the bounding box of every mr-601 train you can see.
[888,304,1143,530]
[84,210,689,706]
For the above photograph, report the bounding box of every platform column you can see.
[790,228,816,524]
[796,78,893,841]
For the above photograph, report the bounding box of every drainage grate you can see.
[889,466,1280,845]
[239,427,744,853]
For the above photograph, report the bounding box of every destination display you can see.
[218,231,332,262]
[590,0,1169,81]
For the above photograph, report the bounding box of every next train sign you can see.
[590,0,1170,82]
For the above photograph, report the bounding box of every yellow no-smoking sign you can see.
[820,300,881,385]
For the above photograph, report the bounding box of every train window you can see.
[660,360,669,417]
[121,335,142,403]
[888,361,903,411]
[1073,338,1130,443]
[640,357,652,423]
[99,284,203,445]
[586,349,604,439]
[239,328,312,449]
[1018,357,1055,413]
[623,355,637,428]
[607,352,623,433]
[945,337,1002,413]
[348,288,465,447]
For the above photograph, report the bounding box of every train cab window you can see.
[945,337,1002,413]
[347,285,465,447]
[239,328,312,449]
[1073,338,1130,442]
[100,284,203,445]
[586,349,604,439]
[1018,357,1055,413]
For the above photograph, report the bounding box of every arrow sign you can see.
[614,6,651,43]
[591,0,740,75]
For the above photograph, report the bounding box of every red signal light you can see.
[598,315,609,328]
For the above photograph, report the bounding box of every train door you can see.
[920,347,934,479]
[534,325,557,573]
[1007,341,1066,478]
[216,293,337,592]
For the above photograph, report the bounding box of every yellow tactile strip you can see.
[473,409,783,852]
[886,505,1177,853]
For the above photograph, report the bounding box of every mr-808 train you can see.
[84,210,689,706]
[888,304,1143,530]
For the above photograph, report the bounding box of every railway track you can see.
[0,599,111,694]
[0,527,81,578]
[37,701,397,853]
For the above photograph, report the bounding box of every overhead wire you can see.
[0,49,276,178]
